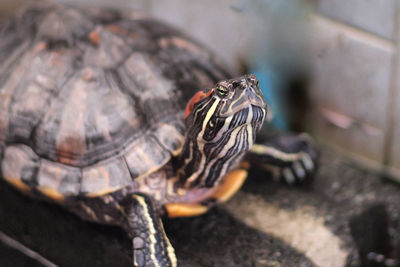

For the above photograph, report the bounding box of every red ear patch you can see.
[184,90,212,119]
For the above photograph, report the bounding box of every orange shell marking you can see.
[184,90,212,119]
[3,176,31,193]
[89,29,100,45]
[37,187,66,203]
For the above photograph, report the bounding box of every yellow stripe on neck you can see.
[185,99,220,186]
[133,195,160,267]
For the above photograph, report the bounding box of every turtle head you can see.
[180,74,267,187]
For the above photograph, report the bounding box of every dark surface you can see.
[0,240,45,267]
[241,148,400,266]
[0,179,132,267]
[0,177,314,267]
[349,204,393,266]
[166,209,314,267]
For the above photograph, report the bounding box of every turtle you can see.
[0,3,318,267]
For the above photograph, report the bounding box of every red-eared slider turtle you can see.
[0,3,317,267]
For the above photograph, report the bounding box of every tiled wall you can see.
[310,0,400,180]
[317,0,397,40]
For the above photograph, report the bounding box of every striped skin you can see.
[177,74,266,188]
[125,194,176,267]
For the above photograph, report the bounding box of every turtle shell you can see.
[0,4,231,199]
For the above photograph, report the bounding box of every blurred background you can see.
[1,0,399,183]
[1,1,400,266]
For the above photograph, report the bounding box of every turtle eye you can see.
[216,85,228,97]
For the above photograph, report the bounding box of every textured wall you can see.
[309,0,400,181]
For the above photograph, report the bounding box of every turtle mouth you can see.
[250,105,266,131]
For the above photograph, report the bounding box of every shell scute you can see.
[37,7,94,44]
[1,144,39,191]
[105,21,157,52]
[5,47,77,143]
[37,159,81,196]
[153,119,185,156]
[81,156,131,196]
[118,52,176,105]
[124,135,170,180]
[0,42,47,141]
[33,67,91,166]
[33,66,141,167]
[84,25,132,69]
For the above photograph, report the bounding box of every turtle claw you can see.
[366,252,398,267]
[301,152,315,172]
[280,152,316,185]
[248,132,319,185]
[282,167,296,185]
[293,161,306,180]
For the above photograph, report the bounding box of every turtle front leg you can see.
[123,193,177,267]
[247,133,318,185]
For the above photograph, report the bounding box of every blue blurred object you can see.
[237,0,312,131]
[252,66,288,130]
